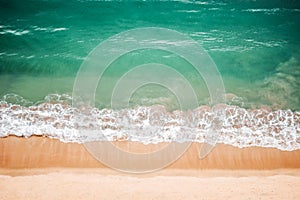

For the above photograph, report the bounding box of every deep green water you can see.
[0,0,300,110]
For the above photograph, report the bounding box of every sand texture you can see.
[1,136,300,200]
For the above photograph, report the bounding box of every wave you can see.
[0,25,69,36]
[0,94,299,151]
[243,8,281,13]
[243,8,300,13]
[0,29,30,36]
[31,26,69,33]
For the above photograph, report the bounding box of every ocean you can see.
[0,0,299,151]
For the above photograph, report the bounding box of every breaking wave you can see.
[0,94,299,151]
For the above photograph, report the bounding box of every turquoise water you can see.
[0,0,300,150]
[1,0,300,109]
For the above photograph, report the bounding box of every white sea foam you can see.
[32,26,69,32]
[51,28,68,32]
[243,8,281,13]
[0,94,299,151]
[177,10,200,13]
[208,8,221,11]
[33,27,48,31]
[0,29,30,36]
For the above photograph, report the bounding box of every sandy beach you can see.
[1,136,300,199]
[1,0,300,199]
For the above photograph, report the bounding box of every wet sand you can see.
[1,136,300,169]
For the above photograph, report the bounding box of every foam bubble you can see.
[0,94,299,151]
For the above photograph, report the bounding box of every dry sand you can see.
[1,136,300,199]
[1,170,300,200]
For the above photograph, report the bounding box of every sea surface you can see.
[0,0,299,150]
